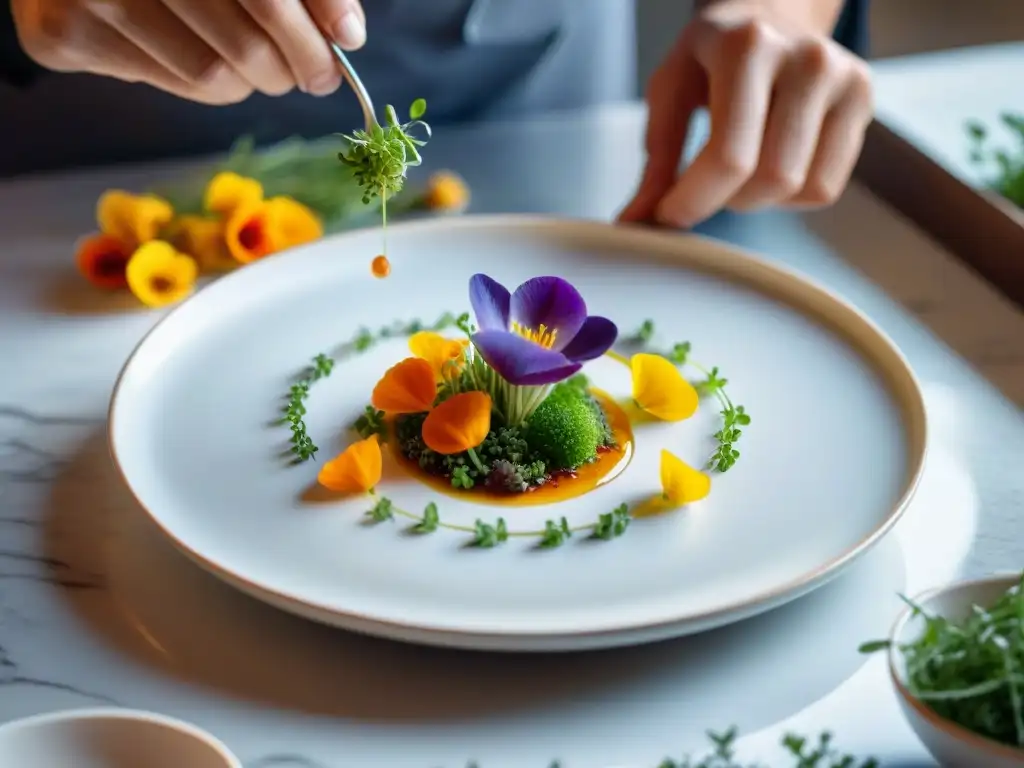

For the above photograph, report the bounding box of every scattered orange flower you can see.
[225,197,323,264]
[318,435,383,494]
[75,233,133,290]
[371,357,438,414]
[204,172,263,218]
[97,190,174,248]
[408,331,468,382]
[125,241,198,308]
[660,449,711,506]
[421,391,492,455]
[631,353,699,421]
[422,171,469,212]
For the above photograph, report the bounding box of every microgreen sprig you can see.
[279,313,461,464]
[360,493,635,548]
[624,320,750,473]
[339,99,432,205]
[967,113,1024,209]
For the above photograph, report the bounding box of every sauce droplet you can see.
[371,254,390,279]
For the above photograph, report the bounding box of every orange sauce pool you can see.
[390,389,633,507]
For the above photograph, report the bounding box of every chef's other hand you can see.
[620,0,873,227]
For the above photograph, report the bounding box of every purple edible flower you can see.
[468,274,618,386]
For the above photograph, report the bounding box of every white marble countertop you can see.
[0,47,1023,767]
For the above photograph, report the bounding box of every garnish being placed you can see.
[967,113,1024,209]
[860,572,1024,749]
[371,254,391,278]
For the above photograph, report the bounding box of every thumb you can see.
[618,47,706,225]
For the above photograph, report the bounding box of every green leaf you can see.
[409,98,427,120]
[857,640,891,654]
[413,502,440,534]
[365,497,395,523]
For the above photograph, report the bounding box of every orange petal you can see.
[371,357,437,414]
[265,196,323,250]
[97,191,174,248]
[421,391,492,455]
[318,435,383,493]
[204,172,263,217]
[225,203,274,264]
[125,240,198,308]
[75,233,133,290]
[408,331,468,381]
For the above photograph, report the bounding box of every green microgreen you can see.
[592,503,631,540]
[411,502,440,534]
[860,572,1024,748]
[966,113,1024,209]
[353,405,387,441]
[280,352,336,461]
[539,517,573,549]
[339,99,432,205]
[365,496,395,523]
[472,518,509,548]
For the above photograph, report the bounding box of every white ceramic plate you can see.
[108,215,926,652]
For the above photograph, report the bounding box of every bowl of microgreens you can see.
[863,572,1024,767]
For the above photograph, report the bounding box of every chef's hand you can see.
[11,0,366,103]
[620,0,874,227]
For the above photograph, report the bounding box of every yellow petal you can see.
[204,172,263,217]
[173,215,235,273]
[318,435,383,494]
[631,353,699,421]
[422,171,470,211]
[265,196,323,250]
[408,331,468,381]
[125,240,198,308]
[371,357,438,414]
[97,191,174,248]
[421,391,492,454]
[660,449,711,505]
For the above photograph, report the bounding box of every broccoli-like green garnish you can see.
[524,390,603,471]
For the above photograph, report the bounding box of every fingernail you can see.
[334,11,366,50]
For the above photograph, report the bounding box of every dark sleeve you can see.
[0,3,44,87]
[832,0,870,58]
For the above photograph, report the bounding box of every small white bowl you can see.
[0,708,241,768]
[888,573,1024,768]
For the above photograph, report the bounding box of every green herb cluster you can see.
[860,573,1024,748]
[627,320,750,473]
[279,312,463,464]
[339,99,431,205]
[967,113,1024,209]
[393,376,613,492]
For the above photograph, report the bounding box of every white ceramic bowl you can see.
[0,708,241,768]
[888,574,1024,767]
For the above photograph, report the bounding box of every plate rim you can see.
[106,213,928,651]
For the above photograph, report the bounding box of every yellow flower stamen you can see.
[511,322,558,349]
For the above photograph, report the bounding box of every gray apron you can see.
[0,0,635,176]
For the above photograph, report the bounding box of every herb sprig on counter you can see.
[860,571,1024,749]
[966,113,1024,209]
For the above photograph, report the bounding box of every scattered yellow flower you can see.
[631,353,699,421]
[173,215,235,273]
[225,197,323,264]
[660,449,711,506]
[204,172,263,218]
[75,233,133,290]
[371,357,438,414]
[97,190,174,248]
[421,391,492,455]
[125,241,198,308]
[422,171,469,211]
[318,435,383,494]
[408,331,468,381]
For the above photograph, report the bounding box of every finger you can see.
[239,0,341,95]
[618,46,704,224]
[655,23,782,228]
[303,0,366,51]
[727,42,839,211]
[786,71,874,208]
[85,0,250,103]
[161,0,294,96]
